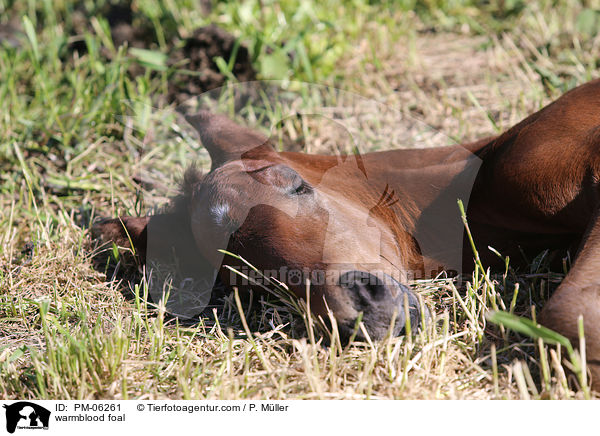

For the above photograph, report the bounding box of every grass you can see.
[1,0,600,399]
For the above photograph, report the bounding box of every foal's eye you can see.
[292,181,312,196]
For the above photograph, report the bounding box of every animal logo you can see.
[3,402,51,434]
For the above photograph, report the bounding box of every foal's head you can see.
[181,112,427,339]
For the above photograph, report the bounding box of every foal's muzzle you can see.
[337,271,428,341]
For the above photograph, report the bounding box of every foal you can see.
[94,79,600,386]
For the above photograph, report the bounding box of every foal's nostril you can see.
[338,270,429,341]
[339,270,388,302]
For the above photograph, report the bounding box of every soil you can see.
[167,24,256,106]
[69,1,157,54]
[66,2,256,105]
[0,20,22,48]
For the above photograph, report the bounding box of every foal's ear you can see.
[185,111,275,169]
[92,213,205,272]
[92,216,149,260]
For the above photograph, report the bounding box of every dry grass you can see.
[2,0,600,400]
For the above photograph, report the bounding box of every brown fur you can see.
[94,79,600,388]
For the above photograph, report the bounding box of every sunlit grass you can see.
[1,0,599,399]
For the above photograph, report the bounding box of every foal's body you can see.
[95,79,600,387]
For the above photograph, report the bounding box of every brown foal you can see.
[94,79,600,387]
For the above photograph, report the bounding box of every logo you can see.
[3,402,50,434]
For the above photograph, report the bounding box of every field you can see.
[1,0,600,400]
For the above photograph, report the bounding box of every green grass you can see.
[1,0,600,399]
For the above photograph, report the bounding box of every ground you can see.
[1,0,600,399]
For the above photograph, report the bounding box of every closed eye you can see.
[292,181,312,196]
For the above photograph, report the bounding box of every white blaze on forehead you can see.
[203,162,302,233]
[210,202,230,227]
